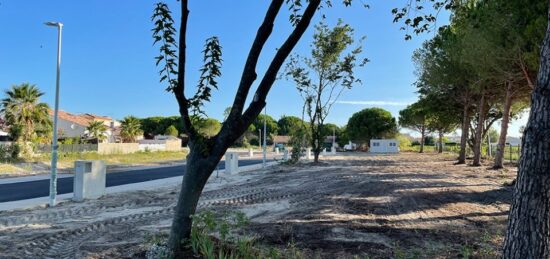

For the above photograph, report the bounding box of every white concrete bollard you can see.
[73,160,106,202]
[283,150,289,161]
[306,147,312,160]
[322,148,327,156]
[248,149,254,158]
[275,147,279,155]
[225,152,239,174]
[331,146,336,155]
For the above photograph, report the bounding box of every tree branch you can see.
[241,0,322,127]
[225,0,285,122]
[173,0,198,140]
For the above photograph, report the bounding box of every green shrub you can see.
[0,143,20,162]
[165,125,179,137]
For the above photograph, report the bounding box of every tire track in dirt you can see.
[2,153,516,258]
[17,184,311,257]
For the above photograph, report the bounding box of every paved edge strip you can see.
[0,161,279,212]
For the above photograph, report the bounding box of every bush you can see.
[289,127,309,163]
[0,143,20,163]
[164,125,179,137]
[249,137,259,147]
[395,134,412,150]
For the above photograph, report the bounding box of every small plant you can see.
[461,244,473,259]
[189,210,257,258]
[145,233,170,259]
[393,242,407,259]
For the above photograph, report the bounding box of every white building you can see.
[369,139,399,153]
[49,110,121,143]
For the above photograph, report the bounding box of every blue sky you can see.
[0,1,526,137]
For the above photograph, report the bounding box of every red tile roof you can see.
[49,110,113,127]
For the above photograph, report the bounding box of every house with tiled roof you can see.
[48,110,120,143]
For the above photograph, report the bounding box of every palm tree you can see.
[86,121,108,143]
[1,83,51,143]
[120,116,143,142]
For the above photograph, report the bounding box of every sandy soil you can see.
[0,153,516,258]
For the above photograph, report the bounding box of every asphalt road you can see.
[0,158,267,203]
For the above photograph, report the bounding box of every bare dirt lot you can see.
[0,153,516,258]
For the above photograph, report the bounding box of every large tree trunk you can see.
[167,146,222,257]
[419,125,425,153]
[493,82,513,169]
[472,91,486,166]
[502,6,550,257]
[438,130,443,153]
[458,104,471,164]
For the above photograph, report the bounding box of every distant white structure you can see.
[369,139,399,153]
[344,141,357,151]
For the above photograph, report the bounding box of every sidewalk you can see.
[0,161,279,212]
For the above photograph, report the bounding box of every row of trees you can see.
[396,0,550,256]
[400,0,546,169]
[0,82,397,153]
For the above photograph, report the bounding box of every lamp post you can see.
[262,106,267,168]
[45,21,63,207]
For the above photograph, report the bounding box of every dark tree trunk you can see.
[167,146,222,257]
[419,125,425,153]
[472,91,486,166]
[314,149,320,163]
[438,130,443,153]
[493,82,513,169]
[165,0,322,256]
[458,104,471,164]
[503,6,550,257]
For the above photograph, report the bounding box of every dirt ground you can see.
[0,153,516,258]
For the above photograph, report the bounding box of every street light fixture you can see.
[45,21,63,207]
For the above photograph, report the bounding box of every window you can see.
[373,142,379,147]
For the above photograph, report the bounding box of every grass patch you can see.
[146,210,310,259]
[0,163,26,174]
[31,150,188,167]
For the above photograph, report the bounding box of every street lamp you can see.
[262,105,267,168]
[45,21,63,207]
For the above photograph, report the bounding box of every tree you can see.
[413,26,477,163]
[193,118,221,138]
[347,108,397,147]
[253,114,278,139]
[277,115,306,136]
[321,123,341,142]
[151,1,352,255]
[423,96,460,153]
[1,83,51,145]
[399,101,430,153]
[165,125,179,137]
[394,0,550,255]
[120,116,143,142]
[284,20,367,162]
[86,121,108,143]
[502,3,550,257]
[487,127,499,144]
[139,116,183,136]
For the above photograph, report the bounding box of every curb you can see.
[0,161,280,212]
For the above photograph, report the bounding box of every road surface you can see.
[0,158,268,203]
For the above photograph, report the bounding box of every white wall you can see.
[57,119,87,138]
[369,139,399,153]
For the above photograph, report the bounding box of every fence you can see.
[36,144,98,153]
[403,143,522,163]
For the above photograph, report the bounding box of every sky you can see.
[0,0,527,137]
